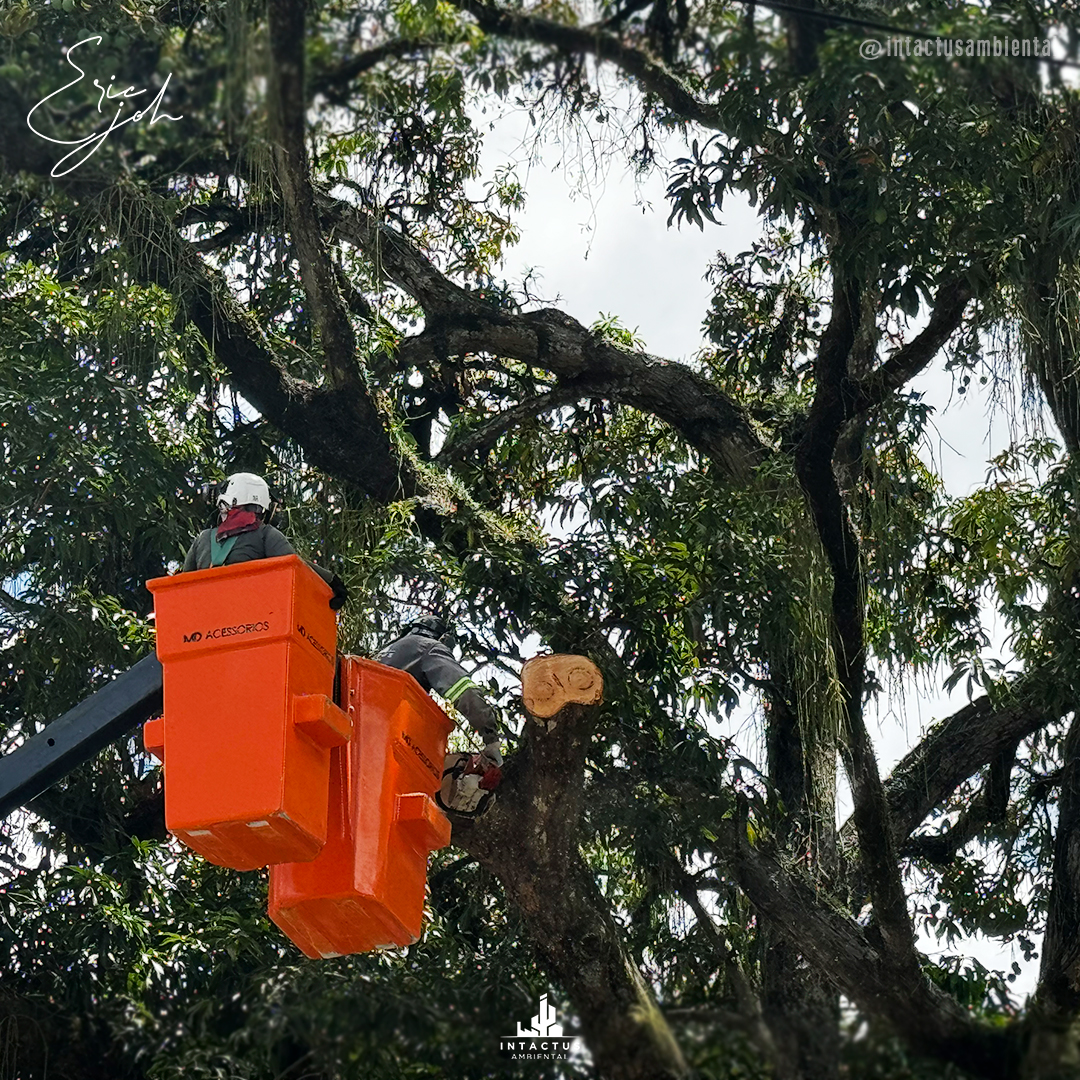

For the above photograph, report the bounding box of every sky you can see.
[473,99,1050,1000]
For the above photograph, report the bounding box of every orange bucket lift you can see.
[268,657,453,957]
[143,556,351,870]
[142,558,453,958]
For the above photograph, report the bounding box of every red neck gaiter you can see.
[217,508,260,540]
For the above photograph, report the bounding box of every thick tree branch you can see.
[435,383,600,465]
[403,311,767,480]
[445,0,725,130]
[725,830,1019,1080]
[795,274,917,971]
[268,0,359,389]
[178,201,282,239]
[112,187,407,503]
[581,645,1029,1079]
[178,202,283,254]
[455,695,688,1079]
[669,861,778,1067]
[864,688,1056,850]
[0,587,43,618]
[320,192,769,480]
[901,804,991,865]
[900,738,1019,865]
[317,193,477,313]
[1021,271,1080,455]
[189,222,252,254]
[599,0,655,28]
[852,278,974,415]
[1037,712,1080,1020]
[312,38,444,99]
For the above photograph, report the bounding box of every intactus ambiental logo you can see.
[499,993,578,1062]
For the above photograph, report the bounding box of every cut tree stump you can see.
[521,654,603,726]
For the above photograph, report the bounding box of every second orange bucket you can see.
[268,657,453,957]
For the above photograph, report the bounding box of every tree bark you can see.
[759,677,840,1080]
[455,677,688,1080]
[1032,714,1080,1039]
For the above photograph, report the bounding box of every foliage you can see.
[0,0,1079,1078]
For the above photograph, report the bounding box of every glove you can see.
[328,573,349,611]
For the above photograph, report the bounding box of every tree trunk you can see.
[457,670,689,1080]
[760,685,840,1080]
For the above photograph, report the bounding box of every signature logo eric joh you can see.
[26,35,182,177]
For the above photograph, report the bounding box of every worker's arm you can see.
[414,640,502,758]
[263,526,348,608]
[262,524,298,558]
[181,531,207,572]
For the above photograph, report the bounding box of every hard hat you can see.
[405,615,449,639]
[218,472,272,514]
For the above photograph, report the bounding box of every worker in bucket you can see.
[377,615,503,816]
[182,472,348,610]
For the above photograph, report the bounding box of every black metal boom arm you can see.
[0,654,163,820]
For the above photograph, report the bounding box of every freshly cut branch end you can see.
[521,654,603,722]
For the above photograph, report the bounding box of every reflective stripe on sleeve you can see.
[443,676,478,703]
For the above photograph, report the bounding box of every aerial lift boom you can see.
[0,653,163,821]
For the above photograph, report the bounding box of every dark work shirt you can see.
[181,524,335,591]
[376,633,498,742]
[181,524,295,572]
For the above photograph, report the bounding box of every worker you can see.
[182,472,348,610]
[377,615,503,815]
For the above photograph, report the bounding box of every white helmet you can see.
[218,472,272,515]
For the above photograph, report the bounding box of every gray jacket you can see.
[182,524,295,571]
[181,525,346,607]
[376,632,499,744]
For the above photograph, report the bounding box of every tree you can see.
[1,0,1079,1077]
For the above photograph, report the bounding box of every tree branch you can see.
[319,193,769,480]
[456,694,688,1079]
[852,278,974,415]
[316,192,476,313]
[178,202,283,254]
[311,38,444,100]
[599,0,655,29]
[403,310,767,480]
[900,738,1019,865]
[863,688,1056,850]
[0,586,43,618]
[794,273,917,971]
[112,187,407,503]
[268,0,359,390]
[669,860,778,1067]
[435,383,599,465]
[1036,711,1080,1020]
[725,828,1019,1079]
[445,0,725,130]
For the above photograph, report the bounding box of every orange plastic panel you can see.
[144,555,349,870]
[143,716,165,763]
[268,657,453,958]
